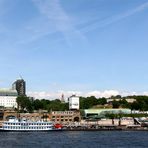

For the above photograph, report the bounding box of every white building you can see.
[0,89,17,108]
[69,95,79,110]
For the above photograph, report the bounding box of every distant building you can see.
[0,89,17,108]
[12,78,26,96]
[107,98,136,103]
[69,95,79,110]
[61,94,65,103]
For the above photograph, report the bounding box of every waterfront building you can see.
[3,111,51,122]
[51,111,81,124]
[12,78,26,96]
[84,108,131,118]
[0,89,17,108]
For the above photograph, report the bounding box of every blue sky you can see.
[0,0,148,99]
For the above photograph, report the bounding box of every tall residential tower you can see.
[12,78,26,96]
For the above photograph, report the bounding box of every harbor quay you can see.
[0,109,148,131]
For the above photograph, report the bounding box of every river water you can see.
[0,131,148,148]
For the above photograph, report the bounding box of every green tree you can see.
[33,99,43,110]
[112,99,120,108]
[16,96,33,113]
[98,98,107,105]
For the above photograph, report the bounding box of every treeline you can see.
[16,96,69,113]
[80,96,107,109]
[112,95,148,111]
[16,95,148,113]
[16,96,107,112]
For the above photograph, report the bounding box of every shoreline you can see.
[0,127,148,132]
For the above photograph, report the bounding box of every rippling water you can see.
[0,131,148,148]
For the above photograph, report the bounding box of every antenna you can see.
[19,74,23,80]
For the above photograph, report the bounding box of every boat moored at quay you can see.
[0,117,55,132]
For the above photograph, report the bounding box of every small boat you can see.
[54,123,63,129]
[0,117,54,132]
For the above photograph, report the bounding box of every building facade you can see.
[69,95,80,110]
[12,78,26,96]
[0,89,17,108]
[84,108,131,118]
[51,111,81,124]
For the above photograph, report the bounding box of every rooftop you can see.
[0,89,18,96]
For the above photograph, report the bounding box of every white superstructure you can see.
[1,118,53,131]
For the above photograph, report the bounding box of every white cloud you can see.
[86,90,119,98]
[27,89,148,100]
[27,89,119,100]
[27,90,82,101]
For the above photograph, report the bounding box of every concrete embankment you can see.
[60,128,148,131]
[60,125,148,131]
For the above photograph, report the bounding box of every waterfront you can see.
[0,131,148,148]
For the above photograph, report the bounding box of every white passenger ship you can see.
[0,117,54,131]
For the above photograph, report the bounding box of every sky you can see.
[0,0,148,99]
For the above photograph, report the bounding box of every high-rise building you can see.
[12,78,26,96]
